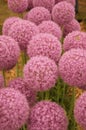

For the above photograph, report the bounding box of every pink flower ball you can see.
[2,17,21,36]
[38,20,62,40]
[8,77,37,107]
[55,0,76,6]
[0,35,20,70]
[59,49,86,88]
[63,19,81,37]
[63,31,86,52]
[28,101,68,130]
[27,33,62,64]
[24,7,51,25]
[0,74,4,88]
[23,56,58,91]
[0,88,29,130]
[8,20,39,51]
[7,0,28,13]
[33,0,55,12]
[52,1,75,26]
[74,92,86,130]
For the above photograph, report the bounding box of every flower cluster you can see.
[33,0,55,12]
[28,101,68,130]
[8,77,37,107]
[0,35,20,70]
[24,7,51,25]
[27,33,62,63]
[52,1,75,26]
[59,49,86,89]
[63,31,86,52]
[0,88,29,130]
[23,56,58,91]
[8,20,39,51]
[38,20,62,40]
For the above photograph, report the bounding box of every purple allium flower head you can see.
[63,31,86,52]
[2,17,21,36]
[28,101,68,130]
[63,19,81,37]
[8,77,37,107]
[38,20,62,40]
[55,0,76,6]
[74,92,86,130]
[59,49,86,88]
[8,20,39,51]
[52,1,75,26]
[7,0,28,13]
[27,33,62,63]
[33,0,55,12]
[23,56,58,91]
[0,35,20,70]
[24,7,51,25]
[0,88,29,130]
[0,74,4,88]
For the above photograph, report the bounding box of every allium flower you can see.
[2,17,21,36]
[63,19,81,37]
[0,74,4,88]
[59,49,86,88]
[24,7,51,25]
[38,20,62,40]
[33,0,55,12]
[74,92,86,130]
[63,31,86,52]
[8,77,37,106]
[0,35,20,70]
[0,88,29,130]
[27,33,62,63]
[28,101,68,130]
[52,1,75,26]
[55,0,76,6]
[7,0,28,13]
[23,56,58,91]
[8,20,39,51]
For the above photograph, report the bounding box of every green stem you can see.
[22,125,26,130]
[69,87,76,130]
[3,70,6,86]
[16,62,19,77]
[61,82,66,106]
[56,80,61,103]
[45,90,49,100]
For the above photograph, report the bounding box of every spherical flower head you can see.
[28,101,68,130]
[23,56,58,91]
[52,1,75,26]
[59,49,86,88]
[8,77,37,107]
[27,33,62,64]
[0,88,29,130]
[63,31,86,52]
[2,17,21,36]
[0,74,4,88]
[74,92,86,130]
[63,19,81,37]
[8,20,39,51]
[7,0,28,13]
[24,7,51,25]
[38,20,62,40]
[33,0,55,12]
[0,35,20,70]
[55,0,76,6]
